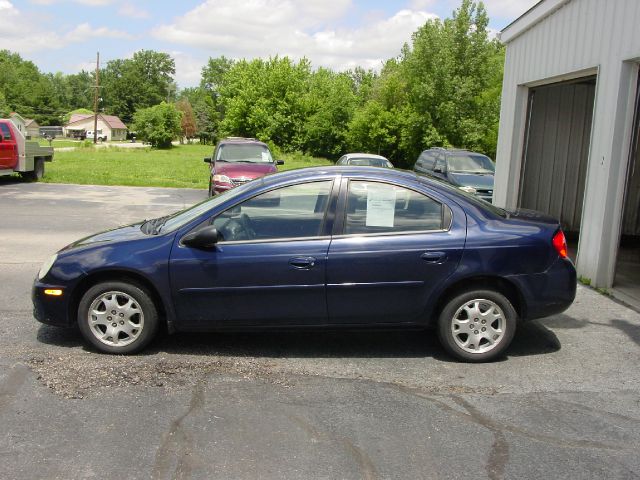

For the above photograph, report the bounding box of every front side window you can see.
[212,181,333,242]
[216,143,274,164]
[344,181,445,235]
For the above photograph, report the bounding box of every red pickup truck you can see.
[0,119,54,181]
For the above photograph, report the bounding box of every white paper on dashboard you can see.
[261,152,269,161]
[366,186,396,227]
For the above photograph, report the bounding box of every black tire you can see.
[208,177,214,197]
[21,158,44,182]
[437,289,517,363]
[77,281,159,354]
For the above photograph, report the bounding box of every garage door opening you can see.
[614,71,640,304]
[518,76,597,262]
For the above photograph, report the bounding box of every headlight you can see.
[38,253,58,280]
[459,186,477,194]
[212,174,231,183]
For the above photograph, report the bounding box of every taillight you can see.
[552,229,568,258]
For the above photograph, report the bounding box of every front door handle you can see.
[289,256,316,270]
[421,251,446,264]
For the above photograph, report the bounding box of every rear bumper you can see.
[32,280,73,327]
[507,257,577,321]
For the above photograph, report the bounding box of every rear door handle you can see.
[421,251,446,263]
[289,256,316,270]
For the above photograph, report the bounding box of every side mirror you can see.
[433,167,443,174]
[276,160,284,165]
[182,226,222,249]
[203,157,212,163]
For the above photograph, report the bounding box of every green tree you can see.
[101,50,176,124]
[132,102,182,149]
[299,68,356,158]
[178,87,218,144]
[175,98,197,143]
[218,56,311,149]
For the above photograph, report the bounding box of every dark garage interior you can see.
[518,76,596,263]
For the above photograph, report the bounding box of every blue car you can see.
[33,167,576,362]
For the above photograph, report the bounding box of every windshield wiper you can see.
[141,214,173,235]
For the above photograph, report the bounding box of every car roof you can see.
[342,153,389,160]
[422,148,489,157]
[259,166,449,193]
[217,137,269,147]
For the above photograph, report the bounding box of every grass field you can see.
[37,139,87,148]
[39,144,332,189]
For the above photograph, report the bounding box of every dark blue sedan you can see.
[33,167,576,362]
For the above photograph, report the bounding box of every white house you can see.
[494,0,640,306]
[64,113,127,141]
[24,118,40,139]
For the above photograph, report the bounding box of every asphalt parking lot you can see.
[1,181,640,480]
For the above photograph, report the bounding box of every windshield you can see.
[447,154,495,174]
[145,181,258,234]
[349,158,392,167]
[216,144,274,163]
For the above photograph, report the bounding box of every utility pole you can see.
[93,52,100,144]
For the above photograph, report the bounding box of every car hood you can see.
[214,162,276,179]
[60,223,149,252]
[448,172,494,190]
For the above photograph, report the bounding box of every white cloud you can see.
[118,2,149,19]
[0,2,131,54]
[154,0,437,74]
[64,22,133,42]
[170,51,205,87]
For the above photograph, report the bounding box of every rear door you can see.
[326,178,465,325]
[0,123,17,170]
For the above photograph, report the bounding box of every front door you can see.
[170,180,336,327]
[327,179,465,325]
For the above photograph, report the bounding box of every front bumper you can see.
[32,280,73,327]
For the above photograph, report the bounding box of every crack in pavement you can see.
[151,378,206,480]
[290,414,379,480]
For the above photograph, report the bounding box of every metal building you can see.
[494,0,640,305]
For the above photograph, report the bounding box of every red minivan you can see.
[204,137,284,196]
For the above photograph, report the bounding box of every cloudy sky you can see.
[1,0,537,87]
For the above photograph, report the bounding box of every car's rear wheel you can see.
[77,281,159,354]
[437,289,516,362]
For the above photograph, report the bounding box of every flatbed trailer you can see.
[0,119,54,180]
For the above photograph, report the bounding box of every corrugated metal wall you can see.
[519,78,595,233]
[494,0,640,287]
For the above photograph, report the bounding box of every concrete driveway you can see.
[1,182,640,480]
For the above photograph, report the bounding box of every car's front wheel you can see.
[77,281,159,354]
[437,289,517,362]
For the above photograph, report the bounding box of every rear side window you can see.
[417,152,436,171]
[344,181,445,235]
[0,123,12,140]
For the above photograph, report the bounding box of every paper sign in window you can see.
[366,185,396,227]
[261,151,269,161]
